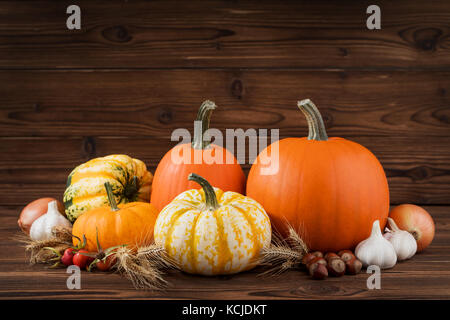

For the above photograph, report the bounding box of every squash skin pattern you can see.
[154,187,271,275]
[64,154,153,222]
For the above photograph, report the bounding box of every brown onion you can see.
[389,204,435,252]
[18,198,65,235]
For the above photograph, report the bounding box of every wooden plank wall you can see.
[0,0,449,206]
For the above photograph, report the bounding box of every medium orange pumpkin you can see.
[151,100,246,212]
[246,99,389,252]
[72,182,158,252]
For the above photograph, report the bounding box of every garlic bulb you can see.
[355,220,397,269]
[384,217,417,261]
[29,200,72,241]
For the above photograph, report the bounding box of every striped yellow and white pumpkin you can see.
[63,154,153,222]
[154,173,271,275]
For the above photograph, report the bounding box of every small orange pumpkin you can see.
[72,182,158,252]
[247,99,390,252]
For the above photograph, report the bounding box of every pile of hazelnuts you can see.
[302,250,363,280]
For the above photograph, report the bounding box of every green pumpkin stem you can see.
[297,99,328,141]
[188,173,219,210]
[104,182,119,212]
[191,100,217,150]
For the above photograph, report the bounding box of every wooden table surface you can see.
[1,0,450,300]
[0,205,448,300]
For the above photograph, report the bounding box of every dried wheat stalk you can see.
[114,244,180,291]
[13,226,73,265]
[258,224,309,276]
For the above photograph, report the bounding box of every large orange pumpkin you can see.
[72,182,158,252]
[151,100,246,212]
[246,99,389,252]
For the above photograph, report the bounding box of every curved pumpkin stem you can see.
[191,100,217,150]
[104,182,119,212]
[188,173,219,210]
[297,99,328,141]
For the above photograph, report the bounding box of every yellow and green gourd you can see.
[63,154,153,222]
[154,173,271,275]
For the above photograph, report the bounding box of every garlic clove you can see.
[384,218,417,261]
[355,220,397,269]
[383,231,393,241]
[29,213,48,241]
[29,200,72,241]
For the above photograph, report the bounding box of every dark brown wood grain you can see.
[0,205,448,299]
[0,1,450,69]
[1,69,449,138]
